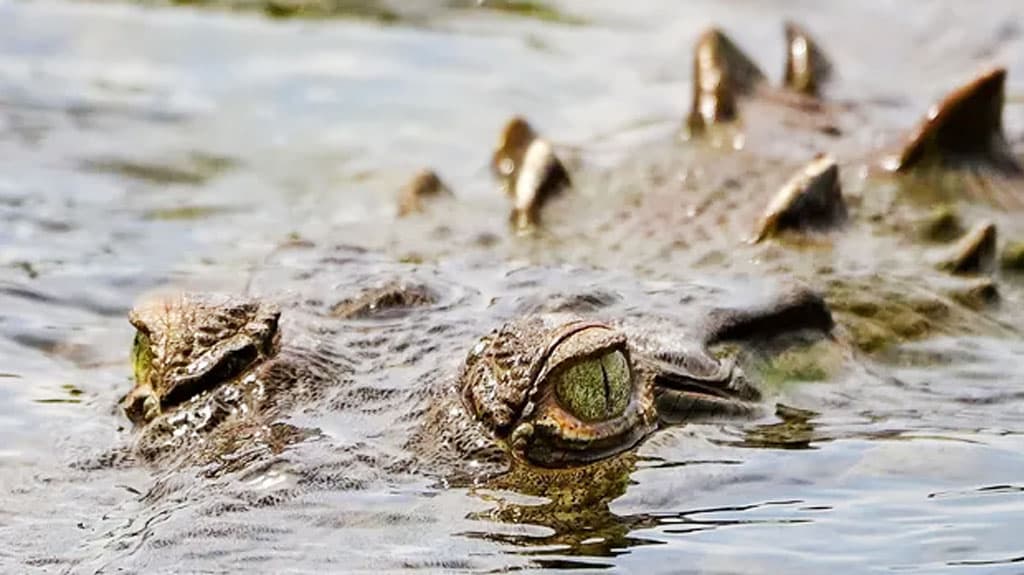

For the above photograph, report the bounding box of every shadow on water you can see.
[716,403,819,450]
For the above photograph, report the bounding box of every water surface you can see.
[2,0,1024,572]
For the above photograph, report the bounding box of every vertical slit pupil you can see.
[600,360,612,416]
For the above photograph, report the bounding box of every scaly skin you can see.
[123,292,351,468]
[123,281,832,481]
[456,28,1022,359]
[118,23,1024,518]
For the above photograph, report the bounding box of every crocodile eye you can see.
[131,331,154,386]
[163,338,259,407]
[554,350,631,422]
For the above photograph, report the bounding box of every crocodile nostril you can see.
[123,387,160,425]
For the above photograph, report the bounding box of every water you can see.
[2,0,1024,572]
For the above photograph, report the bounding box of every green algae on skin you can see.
[826,274,1004,353]
[827,279,949,353]
[836,308,934,354]
[755,340,843,389]
[131,331,154,392]
[892,165,1024,212]
[918,205,964,242]
[1002,241,1024,271]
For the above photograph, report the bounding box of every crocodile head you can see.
[122,294,280,425]
[458,313,766,467]
[459,316,656,467]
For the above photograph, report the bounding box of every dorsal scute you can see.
[752,155,847,243]
[783,21,832,97]
[491,116,571,231]
[397,169,452,217]
[686,27,766,133]
[889,67,1021,174]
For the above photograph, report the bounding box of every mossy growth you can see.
[826,278,949,353]
[948,279,999,310]
[755,339,844,389]
[1002,241,1024,272]
[826,274,1002,353]
[917,204,964,242]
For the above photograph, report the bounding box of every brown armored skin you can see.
[124,294,280,425]
[124,282,832,477]
[120,22,1024,500]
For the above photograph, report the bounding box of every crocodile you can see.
[122,269,834,478]
[119,21,1024,507]
[112,283,803,554]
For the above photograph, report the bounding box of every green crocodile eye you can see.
[554,350,631,422]
[131,331,154,386]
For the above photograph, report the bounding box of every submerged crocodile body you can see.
[393,24,1024,354]
[120,21,1024,508]
[124,271,833,478]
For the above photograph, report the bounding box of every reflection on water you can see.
[462,453,814,564]
[725,404,818,450]
[3,0,1024,573]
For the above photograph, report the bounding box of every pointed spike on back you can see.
[752,155,846,243]
[783,21,832,97]
[888,67,1022,174]
[397,169,452,217]
[492,116,538,189]
[1002,241,1024,271]
[702,28,766,95]
[491,116,571,231]
[686,27,766,134]
[949,277,1000,310]
[508,138,571,231]
[937,221,998,275]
